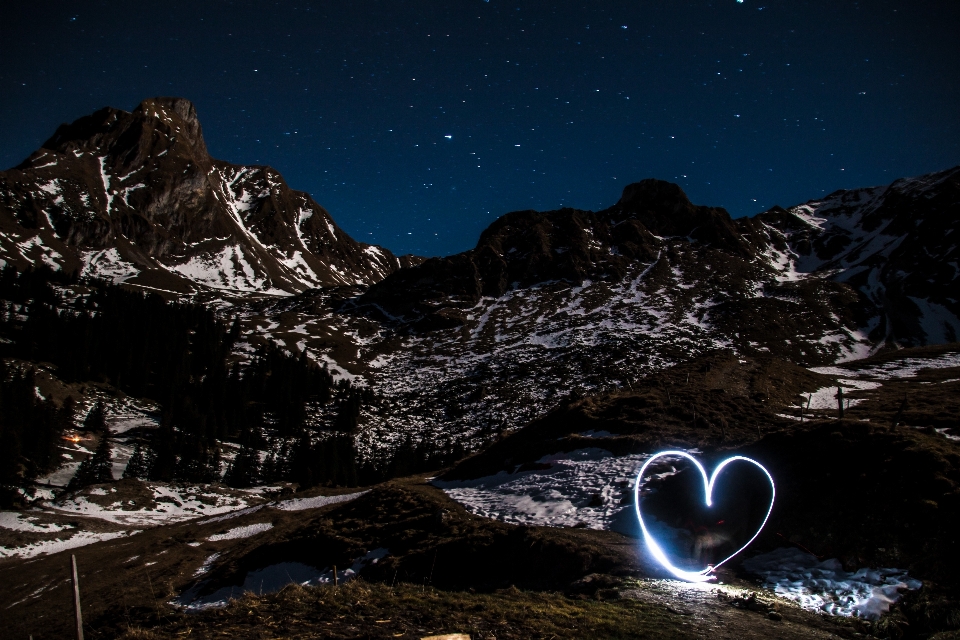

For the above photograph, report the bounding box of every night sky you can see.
[2,1,958,257]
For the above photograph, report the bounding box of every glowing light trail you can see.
[634,451,775,582]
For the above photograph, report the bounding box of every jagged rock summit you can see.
[756,165,960,344]
[360,168,960,348]
[1,98,957,351]
[358,177,744,324]
[0,97,413,296]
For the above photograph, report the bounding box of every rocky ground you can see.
[0,477,892,640]
[2,101,958,639]
[2,344,958,639]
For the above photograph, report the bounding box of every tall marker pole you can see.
[71,554,84,640]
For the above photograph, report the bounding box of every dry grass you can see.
[119,580,690,639]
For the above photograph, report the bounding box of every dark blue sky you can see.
[2,1,958,257]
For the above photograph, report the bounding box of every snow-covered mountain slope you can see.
[0,98,416,297]
[756,166,960,346]
[225,171,957,458]
[2,98,956,459]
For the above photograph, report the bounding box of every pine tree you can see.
[207,445,222,483]
[82,402,107,432]
[260,446,278,483]
[147,425,177,481]
[290,432,314,489]
[225,443,262,488]
[69,433,113,489]
[123,441,150,479]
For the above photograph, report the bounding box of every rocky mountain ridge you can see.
[1,98,958,460]
[0,98,415,298]
[362,168,960,348]
[757,165,960,345]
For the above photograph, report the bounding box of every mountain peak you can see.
[135,97,200,125]
[134,97,207,157]
[38,106,127,156]
[617,178,693,212]
[34,97,210,166]
[1,98,408,295]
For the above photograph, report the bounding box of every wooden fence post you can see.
[71,554,84,640]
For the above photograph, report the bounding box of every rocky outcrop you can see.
[0,97,414,296]
[757,166,960,346]
[358,167,959,350]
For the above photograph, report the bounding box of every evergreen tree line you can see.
[0,363,67,494]
[359,434,468,484]
[2,265,235,423]
[68,404,113,490]
[216,429,468,490]
[1,265,473,493]
[220,430,359,489]
[0,265,369,488]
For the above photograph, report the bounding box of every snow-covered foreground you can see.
[743,547,921,620]
[434,448,649,535]
[51,484,264,526]
[0,529,140,560]
[436,446,923,620]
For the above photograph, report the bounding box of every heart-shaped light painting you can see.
[634,451,775,582]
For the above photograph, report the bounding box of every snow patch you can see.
[207,522,273,541]
[274,491,366,512]
[175,548,388,610]
[743,547,921,620]
[0,512,72,533]
[81,248,140,282]
[0,529,139,559]
[813,352,960,380]
[435,448,650,534]
[52,484,260,526]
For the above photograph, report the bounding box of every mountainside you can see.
[2,102,959,638]
[363,170,960,348]
[292,170,944,455]
[758,165,960,346]
[1,101,957,461]
[0,98,415,298]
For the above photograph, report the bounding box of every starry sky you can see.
[2,1,958,257]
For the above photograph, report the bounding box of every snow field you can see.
[434,447,650,533]
[0,512,72,533]
[811,352,960,380]
[743,547,921,620]
[52,484,259,526]
[0,529,139,560]
[275,491,368,511]
[437,446,922,621]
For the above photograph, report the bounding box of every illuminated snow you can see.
[743,547,921,620]
[435,448,652,532]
